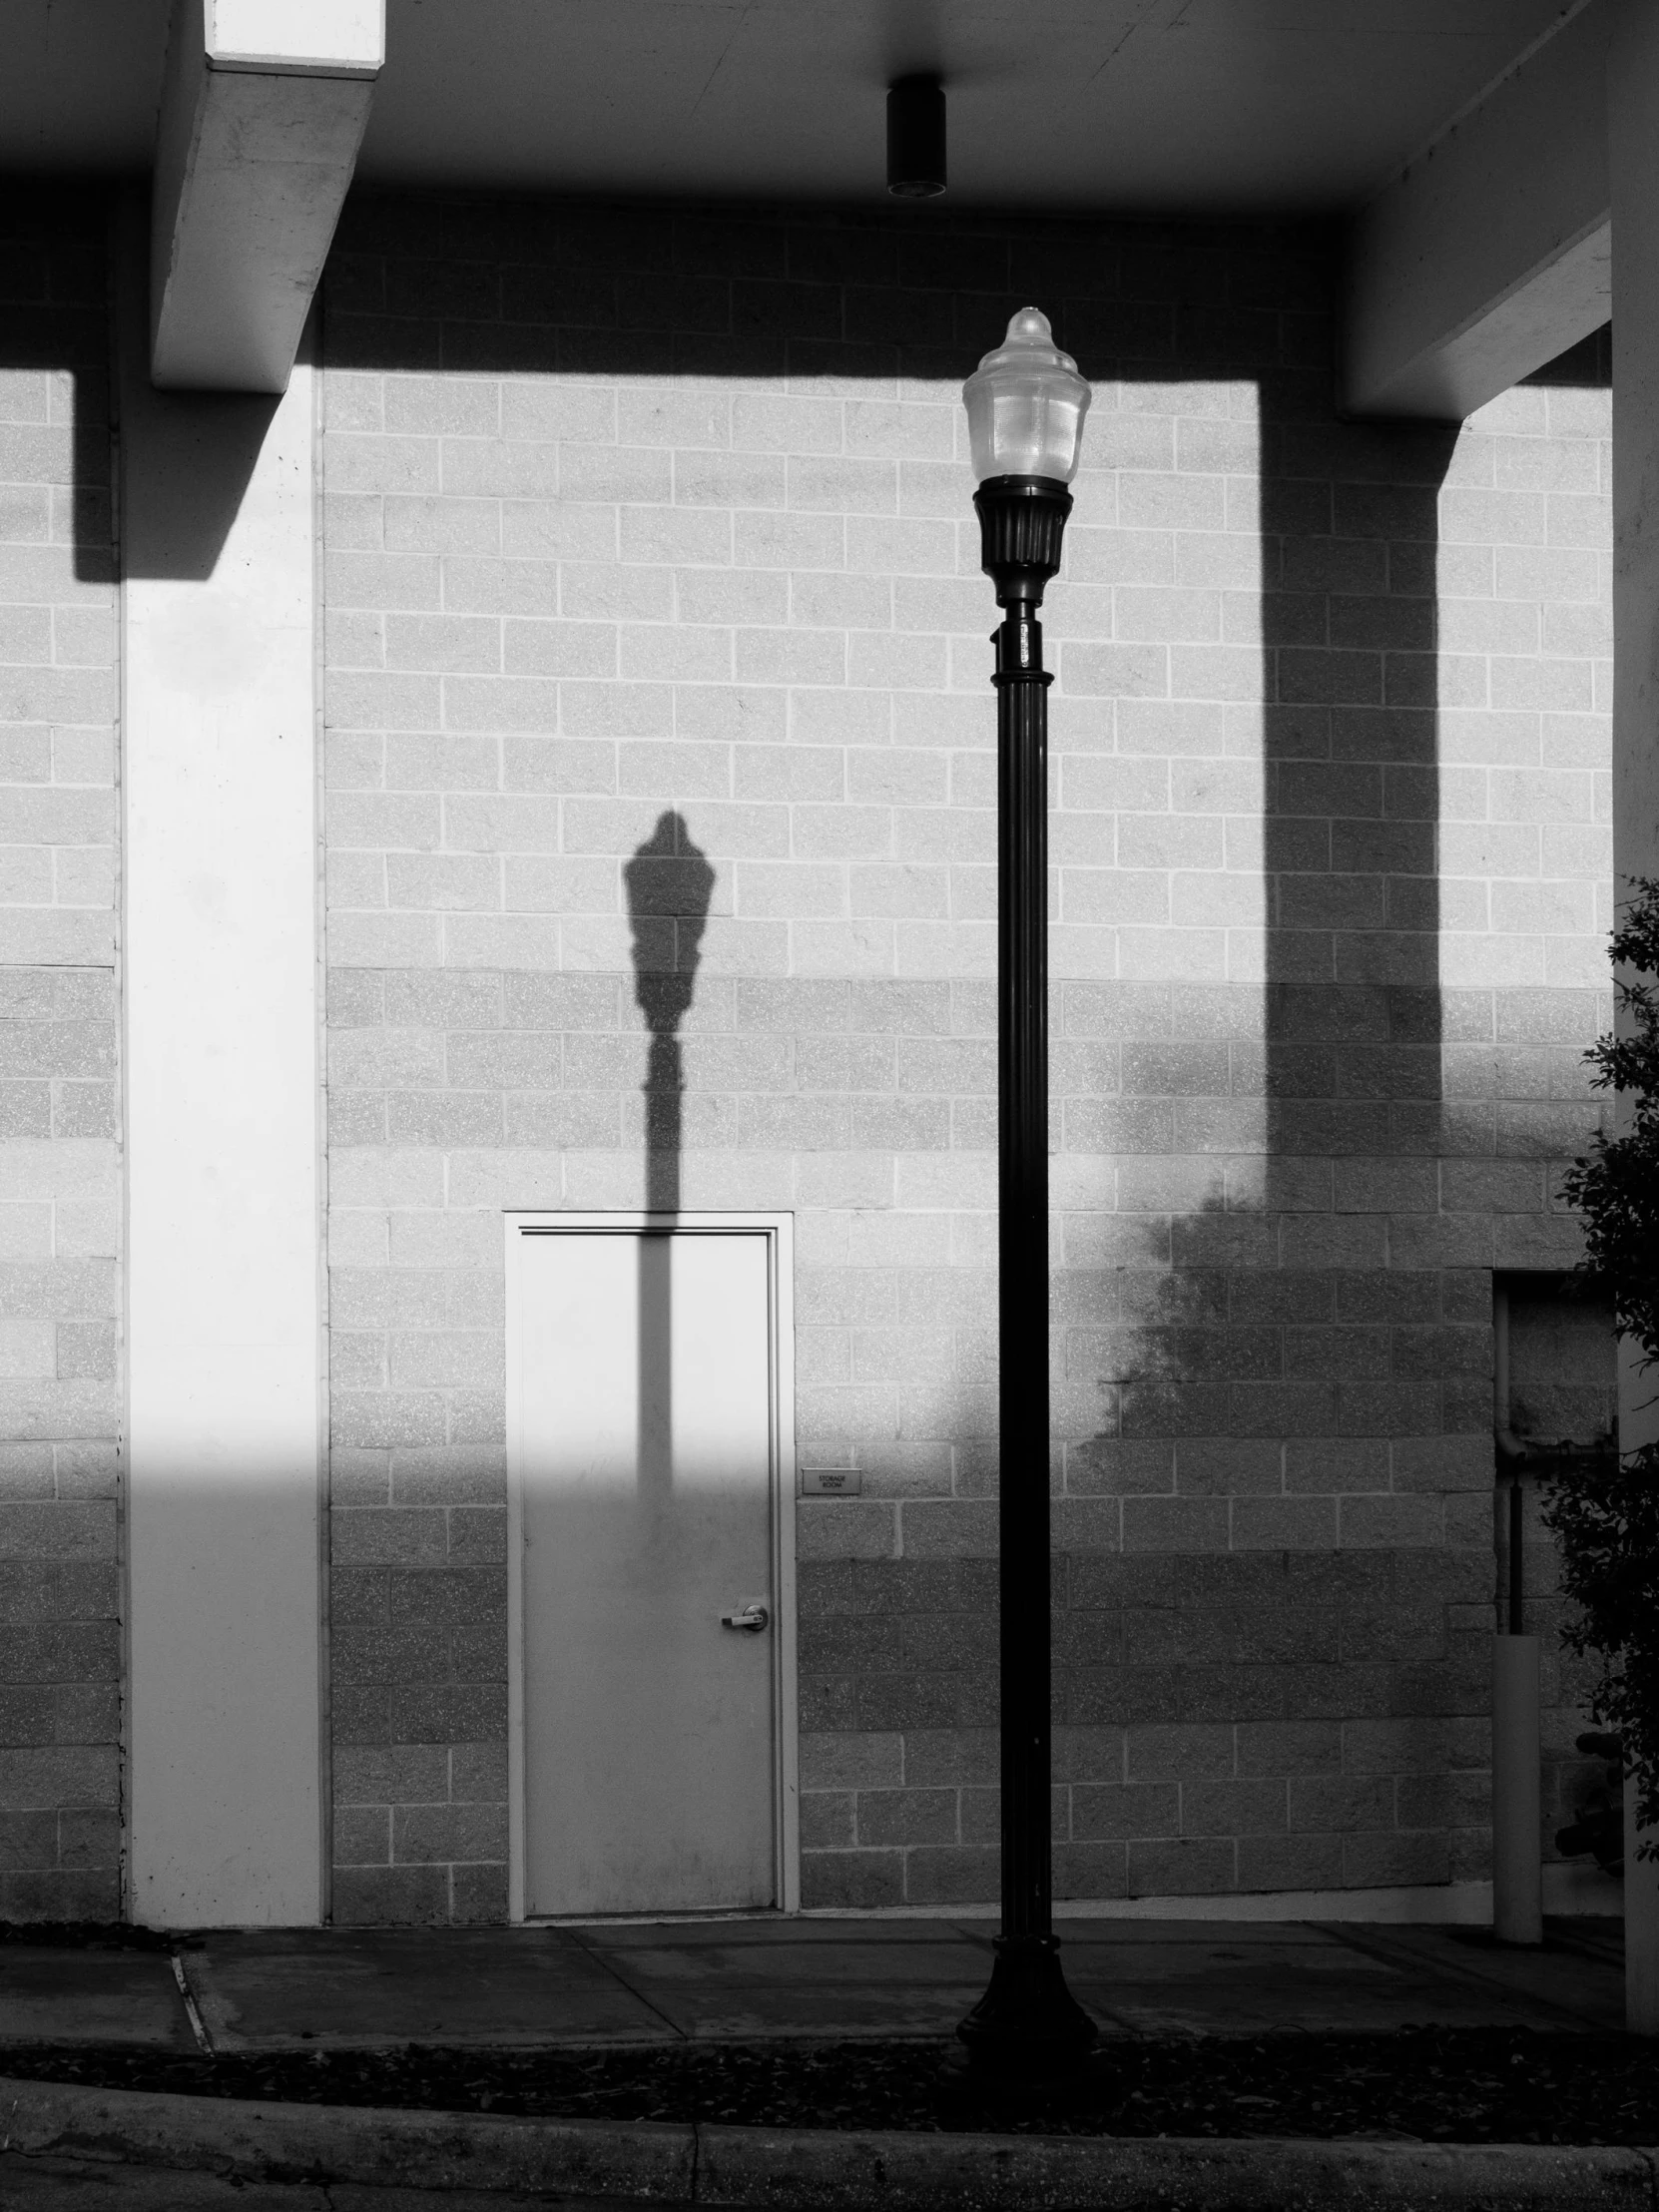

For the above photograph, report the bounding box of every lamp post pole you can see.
[956,315,1096,2080]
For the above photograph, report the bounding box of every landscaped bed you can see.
[2,2028,1657,2144]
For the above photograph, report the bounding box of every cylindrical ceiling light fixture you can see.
[887,75,946,198]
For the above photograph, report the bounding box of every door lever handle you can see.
[721,1602,770,1632]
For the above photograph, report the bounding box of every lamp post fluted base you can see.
[956,1934,1098,2082]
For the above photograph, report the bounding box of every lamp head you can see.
[961,307,1091,485]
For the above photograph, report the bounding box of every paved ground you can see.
[0,1916,1626,2054]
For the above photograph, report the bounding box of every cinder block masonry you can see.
[318,198,1612,1922]
[0,197,122,1922]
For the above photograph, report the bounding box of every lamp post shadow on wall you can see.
[624,809,714,1216]
[624,811,715,1512]
[955,311,1099,2080]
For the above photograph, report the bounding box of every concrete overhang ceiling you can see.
[1,0,1587,214]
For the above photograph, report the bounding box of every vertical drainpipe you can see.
[1491,1282,1542,1944]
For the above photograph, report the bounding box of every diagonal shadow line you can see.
[1318,1920,1617,2030]
[555,1923,693,2040]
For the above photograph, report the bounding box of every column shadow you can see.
[0,189,120,1921]
[1260,372,1463,1900]
[1056,272,1466,1902]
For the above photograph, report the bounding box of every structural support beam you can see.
[120,196,326,1926]
[1610,0,1659,2033]
[1345,1,1609,420]
[152,0,382,393]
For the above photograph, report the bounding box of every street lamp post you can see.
[956,309,1098,2080]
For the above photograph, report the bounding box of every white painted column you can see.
[1609,0,1659,2033]
[119,208,324,1926]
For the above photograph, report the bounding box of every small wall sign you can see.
[801,1467,862,1496]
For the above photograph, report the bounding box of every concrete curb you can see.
[0,2077,693,2201]
[1,2074,1654,2209]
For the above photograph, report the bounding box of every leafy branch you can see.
[1545,877,1659,1845]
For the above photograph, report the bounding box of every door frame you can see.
[504,1210,799,1922]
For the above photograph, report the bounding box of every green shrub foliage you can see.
[1545,877,1659,1844]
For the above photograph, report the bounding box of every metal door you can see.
[509,1222,786,1917]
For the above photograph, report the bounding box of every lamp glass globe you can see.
[961,307,1091,484]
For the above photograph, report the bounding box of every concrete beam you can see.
[1345,1,1610,420]
[1608,0,1659,2030]
[151,0,382,393]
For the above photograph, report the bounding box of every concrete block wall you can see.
[319,197,1611,1921]
[0,198,123,1920]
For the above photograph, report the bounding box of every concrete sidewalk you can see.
[0,1916,1625,2053]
